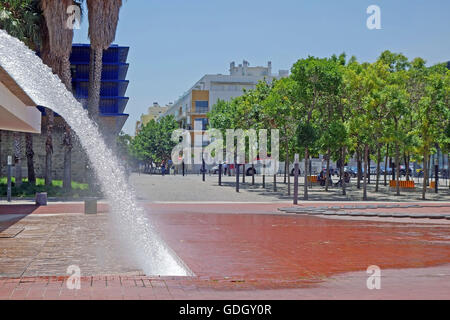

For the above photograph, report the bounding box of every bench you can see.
[389,180,415,191]
[307,176,318,183]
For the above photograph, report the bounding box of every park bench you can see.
[307,176,320,185]
[389,180,415,191]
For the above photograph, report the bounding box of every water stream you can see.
[0,30,189,276]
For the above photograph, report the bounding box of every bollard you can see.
[84,198,98,214]
[7,155,12,202]
[35,192,48,206]
[219,163,223,186]
[293,154,299,205]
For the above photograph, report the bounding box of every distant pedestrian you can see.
[161,161,166,176]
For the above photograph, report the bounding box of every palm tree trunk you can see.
[45,109,54,187]
[87,47,103,124]
[13,133,22,187]
[25,133,36,184]
[62,124,72,193]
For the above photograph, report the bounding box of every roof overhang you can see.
[0,66,41,133]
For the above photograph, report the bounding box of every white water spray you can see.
[0,30,189,276]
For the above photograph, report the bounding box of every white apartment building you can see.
[164,60,289,147]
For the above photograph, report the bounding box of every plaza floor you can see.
[0,201,449,299]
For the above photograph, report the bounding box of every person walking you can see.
[161,161,166,176]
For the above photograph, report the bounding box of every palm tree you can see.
[86,0,123,125]
[40,0,76,190]
[0,0,41,185]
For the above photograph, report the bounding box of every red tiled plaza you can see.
[1,202,449,299]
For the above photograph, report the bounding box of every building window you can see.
[194,118,208,131]
[195,101,209,114]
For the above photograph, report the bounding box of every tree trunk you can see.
[375,147,381,192]
[45,110,54,187]
[422,150,428,200]
[395,144,400,196]
[404,153,409,181]
[63,124,72,193]
[367,151,371,184]
[384,144,389,186]
[25,133,36,184]
[325,148,331,191]
[251,164,255,186]
[287,159,291,196]
[341,147,346,196]
[357,148,362,189]
[13,133,22,187]
[88,47,103,125]
[363,144,368,200]
[304,148,309,200]
[285,145,290,194]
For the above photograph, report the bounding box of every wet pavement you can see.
[0,202,450,299]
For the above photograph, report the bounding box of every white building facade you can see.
[164,60,289,148]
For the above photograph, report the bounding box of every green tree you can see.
[131,116,179,169]
[291,56,341,200]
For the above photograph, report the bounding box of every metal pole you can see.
[294,154,299,205]
[262,163,266,188]
[7,155,12,202]
[202,158,206,182]
[219,163,222,186]
[236,163,240,193]
[435,157,439,194]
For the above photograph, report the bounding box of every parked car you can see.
[399,165,413,177]
[344,166,357,178]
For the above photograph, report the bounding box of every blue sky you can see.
[73,0,450,135]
